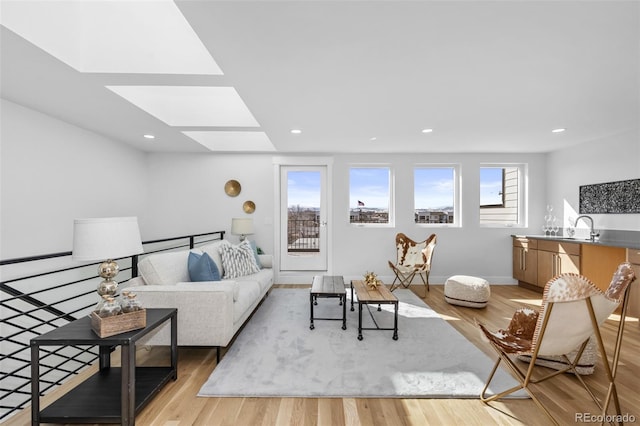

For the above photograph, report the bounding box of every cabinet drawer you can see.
[627,248,640,265]
[537,240,580,256]
[513,237,537,249]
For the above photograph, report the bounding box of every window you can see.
[479,165,523,226]
[349,167,392,225]
[414,166,457,225]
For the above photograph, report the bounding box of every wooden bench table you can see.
[351,280,399,340]
[310,275,347,330]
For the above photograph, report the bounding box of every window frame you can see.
[413,164,460,228]
[348,165,395,227]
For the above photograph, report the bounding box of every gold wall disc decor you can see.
[243,201,256,213]
[224,180,241,197]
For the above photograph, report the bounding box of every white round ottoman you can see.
[444,275,490,308]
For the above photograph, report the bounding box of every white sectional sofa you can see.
[125,239,273,359]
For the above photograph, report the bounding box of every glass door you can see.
[279,166,328,271]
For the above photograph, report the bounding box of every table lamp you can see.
[231,218,254,241]
[72,217,143,297]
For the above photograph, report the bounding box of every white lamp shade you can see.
[72,217,143,261]
[231,218,254,236]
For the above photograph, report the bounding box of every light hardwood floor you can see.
[10,284,640,426]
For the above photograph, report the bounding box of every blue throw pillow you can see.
[249,240,262,269]
[188,252,221,282]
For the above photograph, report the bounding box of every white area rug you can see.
[198,288,525,398]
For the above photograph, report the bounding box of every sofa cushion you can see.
[220,240,260,279]
[199,241,225,275]
[233,281,261,323]
[235,269,273,295]
[188,252,221,282]
[137,250,191,285]
[175,280,239,302]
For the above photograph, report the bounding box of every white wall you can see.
[546,130,640,234]
[143,152,546,284]
[5,99,636,284]
[143,153,275,250]
[330,153,546,284]
[0,99,148,258]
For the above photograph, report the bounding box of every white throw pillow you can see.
[219,240,261,279]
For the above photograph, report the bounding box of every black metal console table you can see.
[30,308,177,425]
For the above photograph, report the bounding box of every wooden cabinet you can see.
[535,240,580,288]
[581,245,626,292]
[512,237,537,285]
[512,236,638,302]
[626,248,640,320]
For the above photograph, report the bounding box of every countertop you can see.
[513,234,640,250]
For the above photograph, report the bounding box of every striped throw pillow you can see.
[219,240,261,279]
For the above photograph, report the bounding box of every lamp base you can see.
[97,259,119,296]
[97,279,118,296]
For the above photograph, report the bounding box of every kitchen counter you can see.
[513,234,640,250]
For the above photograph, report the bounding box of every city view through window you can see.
[349,167,391,223]
[287,171,321,252]
[414,167,455,224]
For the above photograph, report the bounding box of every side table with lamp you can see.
[30,217,178,425]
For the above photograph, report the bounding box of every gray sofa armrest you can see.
[258,254,273,269]
[122,276,146,289]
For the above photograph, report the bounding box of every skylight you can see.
[106,86,260,127]
[0,0,221,75]
[183,131,276,152]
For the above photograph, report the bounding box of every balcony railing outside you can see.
[0,231,224,421]
[287,219,320,252]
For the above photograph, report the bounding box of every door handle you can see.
[320,221,327,227]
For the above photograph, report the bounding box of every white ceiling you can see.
[1,1,638,154]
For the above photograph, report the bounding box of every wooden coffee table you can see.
[350,280,399,340]
[310,275,347,330]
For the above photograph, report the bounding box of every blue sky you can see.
[349,168,390,209]
[287,171,320,208]
[414,168,454,209]
[480,168,503,205]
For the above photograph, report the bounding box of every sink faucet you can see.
[574,215,600,241]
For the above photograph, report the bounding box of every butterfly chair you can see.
[477,262,636,426]
[388,233,436,298]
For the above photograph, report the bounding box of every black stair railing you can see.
[0,230,224,421]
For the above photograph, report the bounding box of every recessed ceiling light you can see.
[143,134,155,139]
[290,129,302,134]
[421,128,433,133]
[552,128,566,133]
[370,137,377,141]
